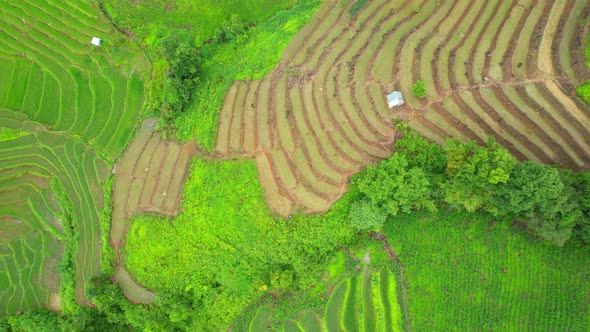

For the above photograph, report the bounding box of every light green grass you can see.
[124,157,356,329]
[103,0,293,44]
[383,210,590,330]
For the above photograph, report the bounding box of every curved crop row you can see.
[236,267,403,332]
[0,108,109,312]
[0,0,145,160]
[216,0,399,216]
[110,118,195,303]
[216,0,590,215]
[0,180,62,316]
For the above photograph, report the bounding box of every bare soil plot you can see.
[216,0,590,217]
[110,118,196,303]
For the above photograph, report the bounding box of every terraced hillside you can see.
[0,0,147,314]
[217,0,590,216]
[0,0,145,160]
[0,109,109,310]
[244,267,404,332]
[111,118,196,303]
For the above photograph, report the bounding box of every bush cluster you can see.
[352,124,590,247]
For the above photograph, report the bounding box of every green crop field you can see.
[0,0,146,314]
[1,0,590,330]
[232,245,406,332]
[384,210,590,330]
[0,108,109,308]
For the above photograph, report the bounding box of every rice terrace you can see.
[1,0,590,331]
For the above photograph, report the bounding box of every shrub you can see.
[575,81,590,104]
[412,80,426,99]
[348,199,388,231]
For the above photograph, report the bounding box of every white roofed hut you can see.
[91,37,101,46]
[386,91,404,108]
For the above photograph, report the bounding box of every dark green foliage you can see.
[49,179,78,313]
[212,15,249,43]
[270,268,295,291]
[488,162,581,246]
[394,125,447,186]
[156,32,201,122]
[161,33,200,80]
[5,311,60,332]
[348,199,388,231]
[348,0,368,16]
[412,80,427,99]
[360,127,588,246]
[575,81,590,104]
[574,172,590,242]
[442,137,516,212]
[356,153,437,216]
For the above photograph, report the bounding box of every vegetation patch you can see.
[123,158,356,330]
[233,242,406,332]
[384,210,590,330]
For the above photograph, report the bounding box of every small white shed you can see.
[386,91,404,108]
[91,37,101,46]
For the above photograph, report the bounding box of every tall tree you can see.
[442,138,516,212]
[489,162,582,246]
[356,153,437,216]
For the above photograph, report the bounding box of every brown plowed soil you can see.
[216,0,590,216]
[109,118,196,303]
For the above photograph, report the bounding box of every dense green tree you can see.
[156,31,201,121]
[356,153,437,216]
[442,138,516,212]
[489,162,581,246]
[573,172,590,243]
[161,35,201,80]
[348,199,388,231]
[5,311,60,332]
[394,125,447,188]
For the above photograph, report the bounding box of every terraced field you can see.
[0,109,109,309]
[111,118,196,303]
[0,156,63,316]
[242,267,404,332]
[0,0,146,314]
[217,0,590,216]
[0,0,145,160]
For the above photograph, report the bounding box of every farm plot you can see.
[0,108,109,312]
[392,0,590,169]
[0,176,63,316]
[110,118,196,303]
[217,0,590,216]
[0,0,145,160]
[237,267,404,332]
